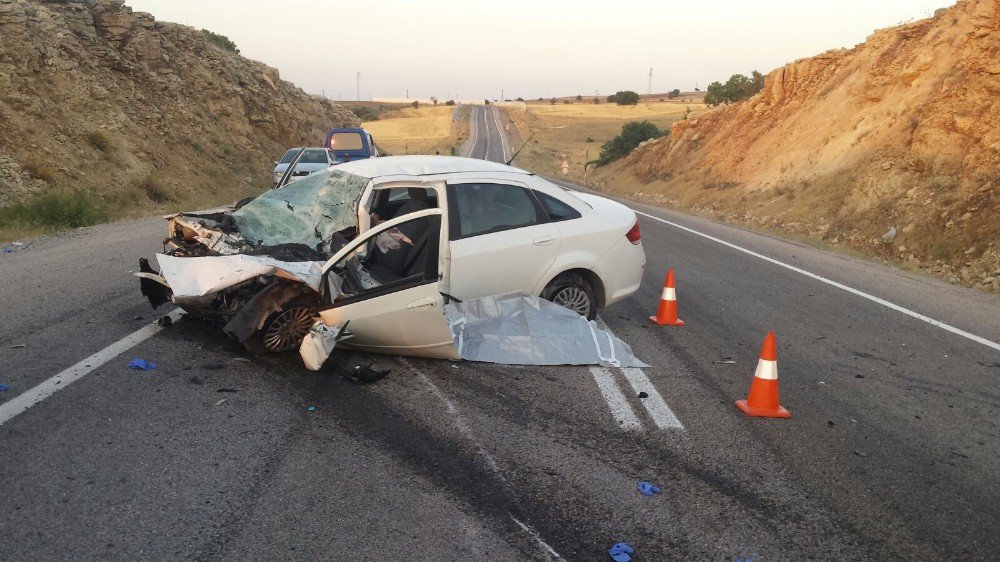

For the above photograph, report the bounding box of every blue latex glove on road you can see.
[0,384,8,391]
[637,481,661,496]
[129,358,157,370]
[609,542,634,562]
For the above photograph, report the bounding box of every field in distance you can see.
[507,95,707,181]
[361,105,470,157]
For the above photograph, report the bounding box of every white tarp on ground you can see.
[156,253,323,297]
[444,293,649,368]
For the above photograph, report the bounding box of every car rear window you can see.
[298,150,331,164]
[534,190,582,221]
[329,132,364,151]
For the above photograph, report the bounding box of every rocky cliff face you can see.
[601,0,1000,291]
[0,0,357,208]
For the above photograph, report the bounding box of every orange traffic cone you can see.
[735,331,791,418]
[649,269,685,326]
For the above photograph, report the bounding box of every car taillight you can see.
[625,220,641,245]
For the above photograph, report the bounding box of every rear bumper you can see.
[594,237,645,307]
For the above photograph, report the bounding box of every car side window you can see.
[533,190,582,221]
[448,183,544,239]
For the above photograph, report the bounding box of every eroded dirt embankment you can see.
[594,0,1000,292]
[0,0,357,216]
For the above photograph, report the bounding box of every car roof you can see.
[335,155,532,179]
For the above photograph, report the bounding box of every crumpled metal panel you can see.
[444,293,649,368]
[157,253,323,297]
[232,168,369,250]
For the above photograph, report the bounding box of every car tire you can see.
[541,272,597,321]
[243,296,318,354]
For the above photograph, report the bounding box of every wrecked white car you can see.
[138,156,646,358]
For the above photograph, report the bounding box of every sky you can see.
[126,0,955,101]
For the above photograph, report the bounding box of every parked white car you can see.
[271,147,335,185]
[139,156,645,356]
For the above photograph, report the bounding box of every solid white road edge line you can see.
[589,367,642,431]
[621,367,684,430]
[0,309,184,427]
[492,106,508,162]
[634,210,1000,353]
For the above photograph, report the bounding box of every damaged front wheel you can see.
[244,298,317,354]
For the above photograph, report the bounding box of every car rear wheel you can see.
[542,272,597,320]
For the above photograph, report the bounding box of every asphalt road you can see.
[466,104,510,163]
[1,105,999,560]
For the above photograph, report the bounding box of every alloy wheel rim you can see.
[262,307,314,352]
[553,287,591,317]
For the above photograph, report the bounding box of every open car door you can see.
[316,208,459,359]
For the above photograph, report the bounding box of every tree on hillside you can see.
[668,89,681,99]
[201,29,239,54]
[597,121,664,166]
[704,71,767,106]
[607,90,640,106]
[576,94,583,101]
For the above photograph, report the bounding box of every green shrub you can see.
[597,121,664,166]
[201,29,239,54]
[0,189,107,229]
[86,131,112,152]
[704,71,766,106]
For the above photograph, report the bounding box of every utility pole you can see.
[501,88,504,101]
[356,71,360,101]
[648,67,653,95]
[406,88,409,99]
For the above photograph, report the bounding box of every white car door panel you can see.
[318,283,457,359]
[317,209,459,359]
[448,223,561,299]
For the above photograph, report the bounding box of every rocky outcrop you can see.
[602,0,1000,291]
[0,0,358,207]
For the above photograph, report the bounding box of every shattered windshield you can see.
[232,168,369,251]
